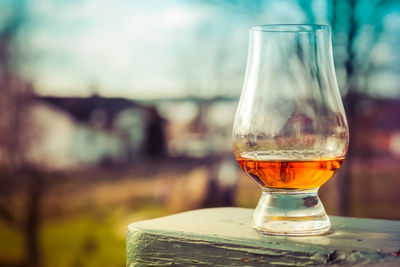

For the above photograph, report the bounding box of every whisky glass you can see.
[233,25,349,236]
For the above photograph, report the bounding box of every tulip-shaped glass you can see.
[233,25,349,236]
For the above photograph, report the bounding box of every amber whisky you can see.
[236,153,343,190]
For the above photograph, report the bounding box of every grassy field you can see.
[0,201,168,267]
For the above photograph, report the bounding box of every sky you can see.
[21,0,206,98]
[5,0,400,99]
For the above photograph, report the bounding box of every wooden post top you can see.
[127,207,400,266]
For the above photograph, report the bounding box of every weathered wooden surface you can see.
[126,208,400,266]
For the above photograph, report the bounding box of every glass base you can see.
[252,188,330,236]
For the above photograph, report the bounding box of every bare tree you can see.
[0,1,44,266]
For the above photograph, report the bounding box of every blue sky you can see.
[6,0,400,99]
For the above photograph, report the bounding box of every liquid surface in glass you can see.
[236,151,343,190]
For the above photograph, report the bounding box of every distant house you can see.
[31,95,151,169]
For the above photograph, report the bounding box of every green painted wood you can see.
[126,208,400,266]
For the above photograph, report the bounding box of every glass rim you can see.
[251,24,330,33]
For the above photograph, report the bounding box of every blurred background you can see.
[0,0,399,266]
